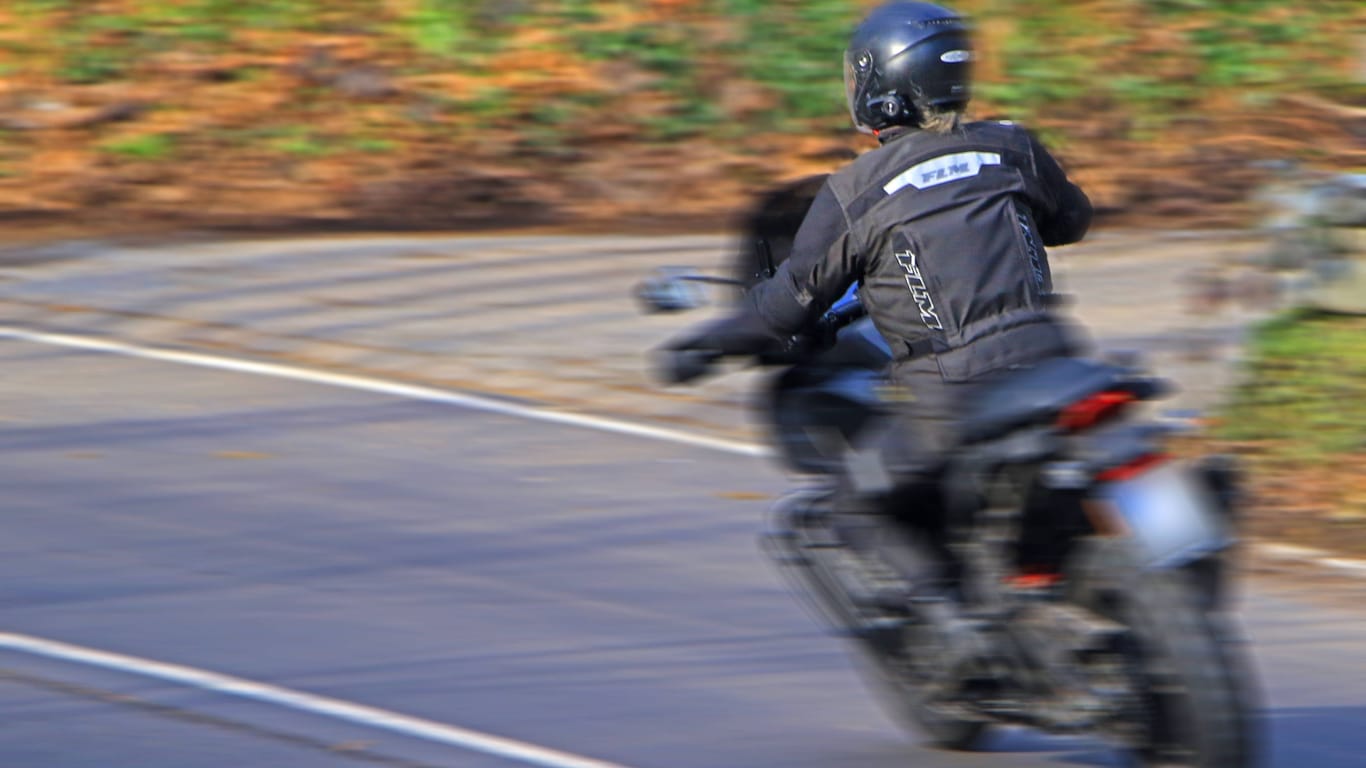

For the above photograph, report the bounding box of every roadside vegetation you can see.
[0,0,1360,231]
[1218,311,1366,553]
[0,1,1363,555]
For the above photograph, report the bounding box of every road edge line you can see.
[10,324,1366,582]
[0,631,637,768]
[1251,541,1366,577]
[0,325,769,458]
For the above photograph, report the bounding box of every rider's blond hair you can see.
[919,105,964,134]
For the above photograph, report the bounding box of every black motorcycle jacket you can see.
[702,120,1092,384]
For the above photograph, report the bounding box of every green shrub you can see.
[99,134,175,159]
[1221,311,1366,460]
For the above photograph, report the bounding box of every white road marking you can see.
[0,326,769,458]
[0,631,635,768]
[0,325,758,766]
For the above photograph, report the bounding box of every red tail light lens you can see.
[1057,391,1135,431]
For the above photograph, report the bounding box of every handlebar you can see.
[657,293,868,385]
[813,295,867,339]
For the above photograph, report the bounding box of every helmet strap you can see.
[866,93,915,128]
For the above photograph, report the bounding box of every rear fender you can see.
[1179,455,1244,610]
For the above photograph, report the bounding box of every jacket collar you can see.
[877,125,919,145]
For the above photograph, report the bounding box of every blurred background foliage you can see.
[0,0,1361,230]
[1218,308,1366,540]
[1223,310,1366,462]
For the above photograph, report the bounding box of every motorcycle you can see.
[640,176,1261,767]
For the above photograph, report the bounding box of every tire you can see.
[1203,611,1266,768]
[1066,539,1262,768]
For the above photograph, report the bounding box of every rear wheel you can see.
[1067,540,1261,767]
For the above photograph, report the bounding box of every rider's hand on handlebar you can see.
[654,312,784,384]
[653,346,723,385]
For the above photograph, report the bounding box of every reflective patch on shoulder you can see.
[883,151,1002,195]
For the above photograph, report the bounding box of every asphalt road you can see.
[2,338,1365,768]
[0,230,1275,445]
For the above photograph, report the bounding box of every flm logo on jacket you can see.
[884,151,1002,195]
[895,250,943,331]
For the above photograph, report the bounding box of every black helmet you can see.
[843,1,973,134]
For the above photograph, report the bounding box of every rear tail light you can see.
[1056,390,1135,431]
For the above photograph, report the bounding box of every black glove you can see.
[653,346,723,385]
[654,312,780,385]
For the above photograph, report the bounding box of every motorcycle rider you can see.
[661,1,1093,544]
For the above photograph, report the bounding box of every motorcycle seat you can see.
[958,357,1156,444]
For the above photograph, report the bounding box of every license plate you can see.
[1100,463,1231,566]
